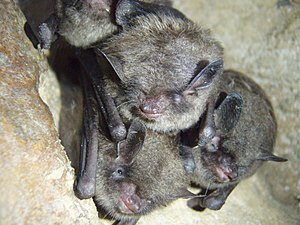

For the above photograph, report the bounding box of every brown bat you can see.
[183,70,287,211]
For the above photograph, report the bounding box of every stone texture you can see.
[0,1,101,224]
[1,0,299,225]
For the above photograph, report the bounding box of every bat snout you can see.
[139,96,169,118]
[117,182,146,215]
[215,163,238,183]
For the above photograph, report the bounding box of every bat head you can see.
[98,0,224,133]
[94,129,190,221]
[57,0,116,47]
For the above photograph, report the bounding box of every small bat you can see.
[94,126,192,225]
[183,70,287,211]
[80,72,190,225]
[98,0,224,134]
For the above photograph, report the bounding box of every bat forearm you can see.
[76,48,127,142]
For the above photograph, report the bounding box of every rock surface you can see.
[0,0,299,225]
[0,1,101,224]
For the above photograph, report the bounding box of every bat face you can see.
[199,148,238,184]
[94,130,189,221]
[100,5,223,133]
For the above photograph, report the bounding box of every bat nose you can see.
[226,166,238,180]
[139,96,169,117]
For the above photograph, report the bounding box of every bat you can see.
[92,0,223,179]
[37,0,224,199]
[182,70,287,211]
[39,0,223,139]
[98,0,223,134]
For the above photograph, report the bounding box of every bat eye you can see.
[112,166,127,179]
[172,93,182,104]
[117,168,124,175]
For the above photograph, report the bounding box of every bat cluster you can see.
[35,0,287,224]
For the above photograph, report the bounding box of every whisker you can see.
[116,100,135,109]
[203,182,211,196]
[102,207,114,220]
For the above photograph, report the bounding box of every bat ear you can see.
[116,119,146,165]
[257,152,288,162]
[95,49,124,81]
[115,0,151,27]
[214,92,243,134]
[185,59,224,95]
[115,0,187,27]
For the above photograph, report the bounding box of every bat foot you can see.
[74,175,96,199]
[182,157,196,175]
[198,184,236,210]
[37,14,58,50]
[110,124,127,142]
[200,194,225,210]
[187,198,206,212]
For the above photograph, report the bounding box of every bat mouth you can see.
[116,182,146,215]
[214,167,238,183]
[128,106,160,122]
[117,196,136,214]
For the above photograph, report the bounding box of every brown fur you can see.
[191,70,281,190]
[99,9,223,133]
[94,129,188,222]
[56,0,172,47]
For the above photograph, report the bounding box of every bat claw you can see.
[110,124,127,142]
